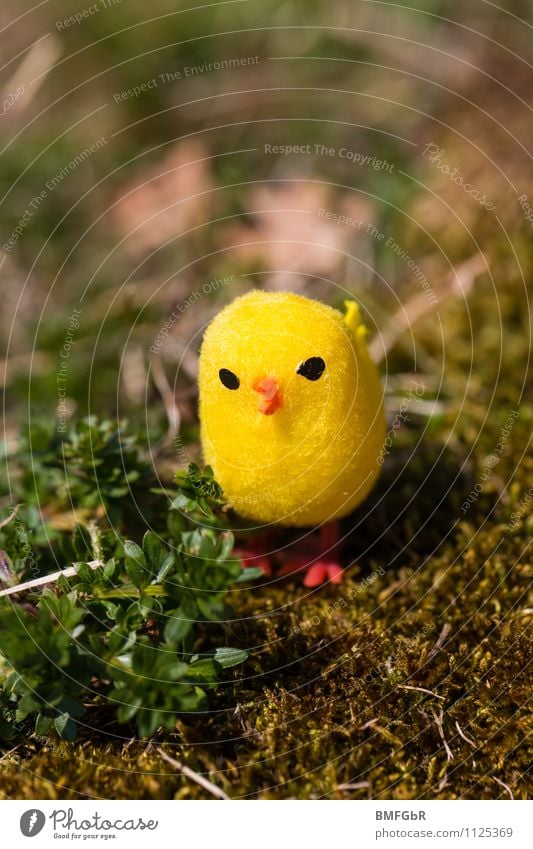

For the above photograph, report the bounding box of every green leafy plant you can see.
[0,419,254,741]
[16,417,154,518]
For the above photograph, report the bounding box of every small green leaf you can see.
[104,558,118,579]
[124,540,146,564]
[167,510,186,538]
[16,692,41,719]
[124,540,148,589]
[178,686,208,712]
[136,708,163,738]
[214,647,248,669]
[164,610,192,642]
[142,531,163,567]
[117,697,143,722]
[235,567,264,583]
[35,713,53,736]
[187,658,218,683]
[196,595,227,620]
[54,713,78,741]
[170,493,190,511]
[156,553,175,582]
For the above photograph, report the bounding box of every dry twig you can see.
[398,684,445,700]
[370,253,486,363]
[455,720,476,748]
[493,776,514,799]
[431,707,453,762]
[0,560,103,598]
[156,747,229,800]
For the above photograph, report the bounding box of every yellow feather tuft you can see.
[344,299,369,344]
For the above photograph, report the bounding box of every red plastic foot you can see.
[303,560,343,587]
[277,522,344,587]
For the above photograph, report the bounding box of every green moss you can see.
[1,500,530,798]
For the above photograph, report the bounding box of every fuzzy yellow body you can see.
[198,291,385,527]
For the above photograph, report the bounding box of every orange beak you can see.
[252,376,282,415]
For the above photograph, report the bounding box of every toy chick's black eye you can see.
[219,368,240,390]
[296,357,326,381]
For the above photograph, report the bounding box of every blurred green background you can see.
[1,0,531,452]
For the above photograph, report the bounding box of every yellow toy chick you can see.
[199,291,386,570]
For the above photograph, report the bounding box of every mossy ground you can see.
[1,344,531,799]
[0,1,531,799]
